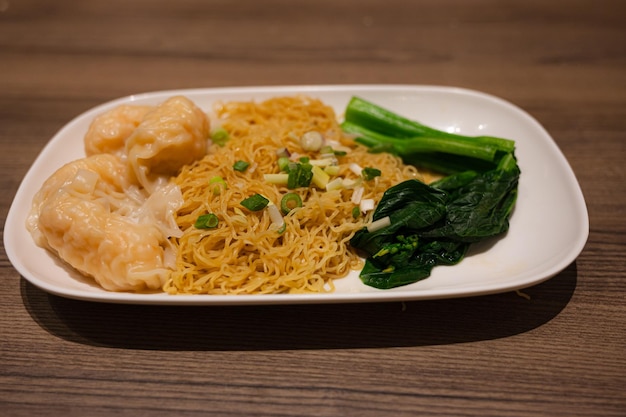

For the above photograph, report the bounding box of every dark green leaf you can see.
[241,194,269,211]
[362,167,382,181]
[233,160,250,172]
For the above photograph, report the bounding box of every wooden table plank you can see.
[1,1,625,416]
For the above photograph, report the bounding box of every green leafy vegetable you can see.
[351,167,519,289]
[344,96,520,289]
[424,155,520,242]
[342,96,515,175]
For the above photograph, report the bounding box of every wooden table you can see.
[1,1,624,416]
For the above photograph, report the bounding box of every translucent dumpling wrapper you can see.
[27,154,184,292]
[125,96,210,192]
[84,104,155,158]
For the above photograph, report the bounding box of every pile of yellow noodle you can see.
[163,96,427,295]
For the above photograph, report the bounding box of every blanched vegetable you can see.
[344,96,520,289]
[342,96,515,175]
[351,161,519,289]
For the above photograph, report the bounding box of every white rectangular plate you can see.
[4,85,589,305]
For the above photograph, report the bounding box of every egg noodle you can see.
[164,96,427,295]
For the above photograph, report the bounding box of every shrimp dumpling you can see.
[126,96,210,191]
[84,104,154,157]
[27,154,182,292]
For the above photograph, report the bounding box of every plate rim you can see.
[4,84,589,305]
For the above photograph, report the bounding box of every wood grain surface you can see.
[1,0,624,416]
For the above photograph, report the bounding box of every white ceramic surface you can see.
[4,85,589,305]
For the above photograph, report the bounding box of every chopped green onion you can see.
[311,165,330,189]
[352,206,361,219]
[351,185,364,204]
[286,163,313,189]
[308,158,334,167]
[342,177,362,189]
[349,163,363,176]
[325,177,344,191]
[360,198,375,213]
[280,193,303,214]
[300,131,324,151]
[267,203,285,232]
[264,173,289,185]
[194,213,219,229]
[209,176,227,195]
[211,127,229,146]
[323,165,340,176]
[277,156,290,172]
[233,160,250,172]
[366,216,391,233]
[320,145,348,156]
[362,167,382,181]
[241,193,269,211]
[299,156,310,164]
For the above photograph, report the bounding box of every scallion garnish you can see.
[267,203,285,232]
[194,213,219,229]
[280,193,303,214]
[211,127,229,146]
[366,216,391,233]
[277,156,290,172]
[320,144,347,156]
[349,163,363,176]
[360,198,375,213]
[300,131,324,151]
[362,167,382,181]
[233,160,250,172]
[240,193,270,211]
[286,163,313,189]
[264,173,289,186]
[209,176,227,195]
